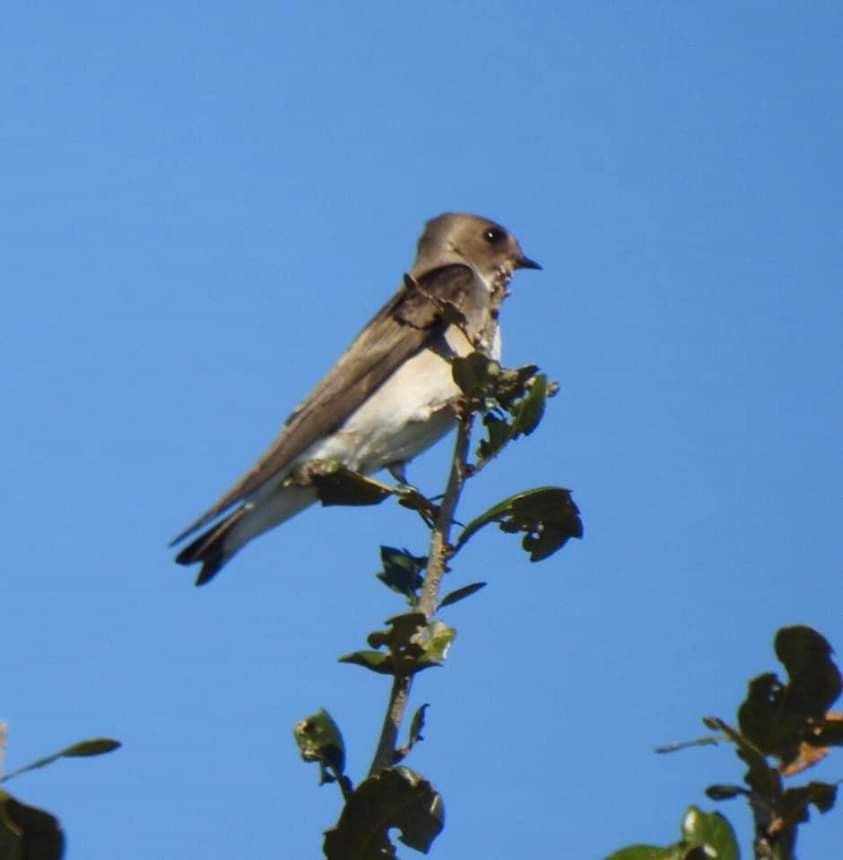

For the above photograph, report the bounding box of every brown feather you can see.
[171,264,477,545]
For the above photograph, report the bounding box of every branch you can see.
[367,410,474,776]
[418,411,473,619]
[367,675,413,778]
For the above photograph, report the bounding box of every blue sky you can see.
[2,2,842,857]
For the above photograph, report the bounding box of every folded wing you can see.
[172,264,479,544]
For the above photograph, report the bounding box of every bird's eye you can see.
[483,227,506,245]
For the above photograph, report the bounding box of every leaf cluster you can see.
[450,353,547,467]
[639,626,842,860]
[294,709,441,858]
[340,613,455,678]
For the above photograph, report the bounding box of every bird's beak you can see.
[515,255,542,271]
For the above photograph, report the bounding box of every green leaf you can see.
[439,581,487,609]
[705,785,747,801]
[451,354,548,462]
[477,413,512,461]
[509,372,547,438]
[323,767,444,859]
[408,705,428,750]
[375,547,425,601]
[293,461,392,507]
[339,651,394,675]
[605,847,681,860]
[394,705,429,765]
[455,487,583,561]
[293,709,346,780]
[417,621,456,668]
[607,808,738,860]
[58,739,120,758]
[349,614,453,678]
[681,806,739,860]
[0,738,121,784]
[475,372,548,463]
[0,790,64,860]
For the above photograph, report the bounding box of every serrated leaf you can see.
[339,651,394,675]
[455,487,583,561]
[439,581,487,609]
[293,709,346,777]
[0,738,121,784]
[739,626,842,768]
[0,790,64,860]
[323,767,444,859]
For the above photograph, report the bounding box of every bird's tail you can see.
[175,508,248,586]
[174,484,319,585]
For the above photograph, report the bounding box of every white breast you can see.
[299,317,501,475]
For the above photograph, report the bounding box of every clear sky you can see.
[2,2,842,857]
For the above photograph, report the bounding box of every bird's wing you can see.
[172,264,480,544]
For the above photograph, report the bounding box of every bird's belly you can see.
[294,322,500,475]
[309,345,458,472]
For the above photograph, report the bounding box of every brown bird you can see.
[172,213,540,584]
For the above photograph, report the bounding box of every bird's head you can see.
[413,213,541,285]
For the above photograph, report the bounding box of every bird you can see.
[172,213,541,585]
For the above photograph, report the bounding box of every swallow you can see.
[172,213,540,584]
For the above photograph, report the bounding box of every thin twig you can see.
[417,412,473,619]
[367,411,474,776]
[368,675,412,777]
